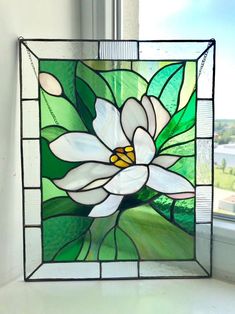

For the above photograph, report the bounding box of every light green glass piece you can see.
[156,91,196,150]
[169,157,195,185]
[119,205,194,260]
[116,227,139,260]
[132,61,161,81]
[84,60,131,71]
[42,177,67,202]
[161,140,195,157]
[41,90,87,131]
[100,70,147,107]
[98,229,116,261]
[147,63,185,115]
[159,67,184,115]
[161,126,195,150]
[76,61,114,103]
[41,125,67,142]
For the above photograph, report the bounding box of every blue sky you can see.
[139,0,235,119]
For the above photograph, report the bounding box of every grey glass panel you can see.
[196,139,212,184]
[100,41,138,59]
[25,227,42,278]
[139,42,210,60]
[139,261,208,277]
[21,44,38,99]
[24,189,41,225]
[22,100,40,138]
[102,262,138,278]
[25,41,98,59]
[196,186,212,223]
[29,262,100,279]
[196,100,213,138]
[23,140,40,187]
[197,45,214,98]
[196,224,211,273]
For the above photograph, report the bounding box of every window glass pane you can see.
[139,0,235,219]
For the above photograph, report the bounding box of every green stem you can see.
[85,211,119,261]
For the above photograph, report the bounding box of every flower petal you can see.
[89,194,123,217]
[147,165,194,194]
[152,155,180,168]
[150,97,170,139]
[82,178,111,191]
[133,128,156,164]
[93,98,129,149]
[141,95,156,137]
[121,98,148,140]
[167,192,195,199]
[54,162,119,191]
[104,165,148,195]
[68,188,108,205]
[50,132,112,162]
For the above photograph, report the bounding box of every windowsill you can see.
[0,277,235,314]
[212,217,235,282]
[213,217,235,245]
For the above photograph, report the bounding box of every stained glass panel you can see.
[20,40,214,280]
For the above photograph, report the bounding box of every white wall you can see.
[0,0,83,287]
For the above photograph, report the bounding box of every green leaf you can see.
[41,138,79,179]
[75,61,116,132]
[100,70,148,107]
[151,196,195,235]
[41,125,67,142]
[43,216,93,261]
[85,212,119,261]
[116,227,139,260]
[76,61,114,105]
[54,237,84,262]
[118,205,194,260]
[174,199,195,234]
[98,228,116,261]
[169,157,195,185]
[76,232,91,261]
[161,126,195,150]
[156,91,196,150]
[43,196,92,220]
[160,140,195,156]
[75,77,96,133]
[151,195,173,220]
[41,90,87,131]
[98,227,139,261]
[147,63,185,115]
[40,60,77,105]
[42,177,67,202]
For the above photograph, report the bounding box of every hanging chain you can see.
[197,39,214,79]
[20,37,59,125]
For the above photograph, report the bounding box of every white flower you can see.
[50,96,194,217]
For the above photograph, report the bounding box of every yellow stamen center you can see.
[110,146,135,168]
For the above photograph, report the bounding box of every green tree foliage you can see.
[221,158,227,173]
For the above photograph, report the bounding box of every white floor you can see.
[0,278,235,314]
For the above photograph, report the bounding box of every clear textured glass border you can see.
[19,39,215,281]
